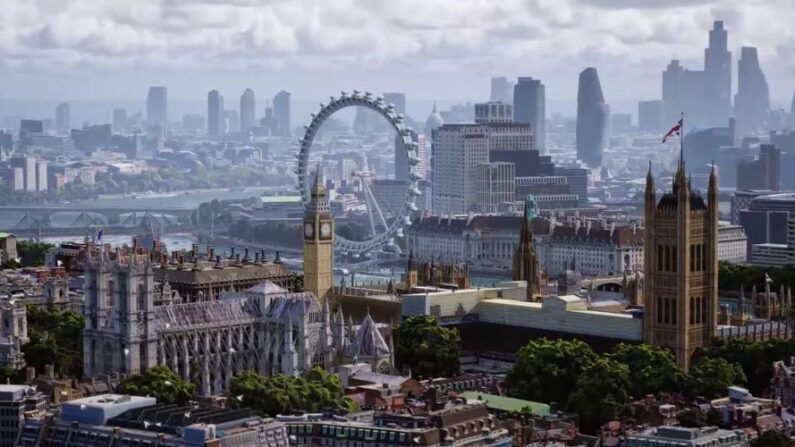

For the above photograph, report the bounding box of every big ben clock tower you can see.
[303,167,334,302]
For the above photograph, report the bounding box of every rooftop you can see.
[458,392,550,416]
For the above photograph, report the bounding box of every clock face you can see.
[304,222,314,239]
[320,222,332,239]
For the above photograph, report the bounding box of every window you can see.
[103,342,114,373]
[106,280,115,308]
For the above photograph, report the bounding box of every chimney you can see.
[207,245,214,260]
[260,249,266,263]
[230,246,235,259]
[26,367,35,384]
[244,248,250,262]
[45,364,54,380]
[255,252,260,263]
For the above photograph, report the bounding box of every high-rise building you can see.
[662,21,731,128]
[704,21,732,127]
[474,102,513,124]
[735,47,770,135]
[476,162,515,213]
[490,77,514,104]
[431,125,490,214]
[638,100,663,133]
[513,77,546,153]
[303,168,334,302]
[145,86,168,127]
[576,67,609,168]
[55,103,70,134]
[383,92,406,116]
[35,160,47,192]
[112,108,128,134]
[240,88,256,132]
[737,144,780,191]
[273,90,291,137]
[207,90,223,137]
[9,156,37,192]
[643,161,718,371]
[0,385,47,447]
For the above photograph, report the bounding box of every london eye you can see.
[295,90,422,256]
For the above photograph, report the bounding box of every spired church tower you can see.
[643,160,718,371]
[303,166,334,302]
[513,194,542,301]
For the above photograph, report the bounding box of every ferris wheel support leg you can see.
[362,180,389,232]
[362,183,378,237]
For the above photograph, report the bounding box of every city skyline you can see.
[0,0,793,105]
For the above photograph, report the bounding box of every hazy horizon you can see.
[1,0,794,108]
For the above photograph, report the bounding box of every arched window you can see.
[690,297,695,324]
[672,246,677,272]
[103,342,114,373]
[702,296,708,323]
[138,284,146,312]
[701,244,708,271]
[657,246,663,271]
[657,297,663,324]
[671,299,677,325]
[690,245,695,272]
[664,246,670,272]
[106,280,115,308]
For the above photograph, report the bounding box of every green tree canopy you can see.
[228,368,358,416]
[23,306,84,376]
[754,429,795,447]
[566,357,632,434]
[677,409,707,428]
[118,366,195,405]
[700,337,795,396]
[609,343,684,399]
[684,357,747,399]
[16,241,53,267]
[506,338,597,406]
[393,315,461,378]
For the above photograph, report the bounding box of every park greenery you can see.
[22,306,84,377]
[719,262,795,292]
[118,366,195,405]
[506,339,752,434]
[228,368,359,416]
[393,315,461,379]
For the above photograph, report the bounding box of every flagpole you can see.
[679,111,684,166]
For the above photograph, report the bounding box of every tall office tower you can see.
[240,88,257,132]
[303,168,334,303]
[474,102,513,123]
[704,21,732,127]
[383,92,406,116]
[513,77,546,153]
[737,144,780,191]
[663,21,731,128]
[273,90,291,137]
[55,103,70,134]
[735,47,770,135]
[431,125,489,214]
[644,162,718,371]
[207,90,224,137]
[9,156,37,192]
[35,160,47,192]
[490,77,513,103]
[112,109,128,134]
[146,86,168,127]
[638,100,664,133]
[576,67,609,167]
[476,162,515,213]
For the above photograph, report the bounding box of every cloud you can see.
[0,0,793,101]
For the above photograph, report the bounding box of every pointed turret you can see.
[311,164,326,198]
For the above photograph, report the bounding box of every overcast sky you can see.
[1,0,794,107]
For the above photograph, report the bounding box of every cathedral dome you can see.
[425,102,444,134]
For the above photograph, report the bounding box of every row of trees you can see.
[227,368,359,416]
[506,339,746,434]
[719,262,795,291]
